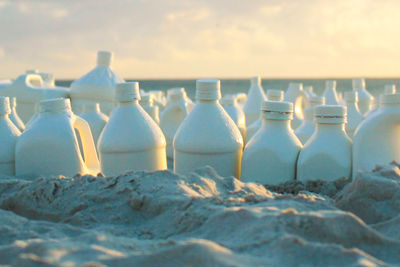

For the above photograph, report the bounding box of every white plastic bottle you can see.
[80,102,109,146]
[297,105,352,182]
[294,96,325,144]
[221,95,246,140]
[245,89,284,143]
[9,97,25,132]
[0,97,21,175]
[304,86,316,98]
[323,80,340,105]
[16,98,100,176]
[160,88,193,160]
[98,82,167,176]
[352,78,374,115]
[70,51,125,115]
[352,94,400,177]
[284,83,307,129]
[344,91,363,138]
[243,76,266,126]
[140,94,160,124]
[173,79,243,178]
[241,101,302,185]
[39,73,56,88]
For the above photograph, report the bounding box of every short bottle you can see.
[284,83,307,129]
[352,78,374,115]
[323,80,340,105]
[220,95,246,140]
[294,96,325,144]
[173,79,243,178]
[297,105,352,182]
[241,101,302,185]
[243,76,266,126]
[80,102,109,146]
[353,94,400,177]
[0,97,21,176]
[98,82,167,176]
[246,89,284,143]
[140,94,160,124]
[160,88,193,160]
[9,97,25,132]
[344,91,363,138]
[16,98,100,176]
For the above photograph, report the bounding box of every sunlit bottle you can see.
[284,83,307,129]
[344,91,363,138]
[80,102,109,146]
[323,80,340,105]
[140,94,160,124]
[352,78,374,115]
[243,76,266,126]
[9,97,25,132]
[221,95,246,140]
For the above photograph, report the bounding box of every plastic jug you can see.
[344,91,363,138]
[352,78,374,115]
[9,97,25,132]
[173,79,243,178]
[140,94,160,124]
[25,103,40,129]
[243,76,266,126]
[297,105,352,182]
[0,97,21,175]
[16,98,100,176]
[160,88,193,159]
[220,95,246,140]
[364,84,396,118]
[294,96,325,144]
[284,83,308,129]
[241,101,302,185]
[352,94,400,177]
[0,73,69,123]
[323,80,340,105]
[80,102,109,146]
[98,82,167,176]
[245,89,284,143]
[70,51,125,115]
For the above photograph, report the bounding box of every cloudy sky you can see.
[1,0,399,79]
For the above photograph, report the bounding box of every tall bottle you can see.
[352,78,374,115]
[294,96,325,144]
[16,98,100,176]
[98,82,167,176]
[80,102,109,146]
[243,76,266,126]
[353,94,400,177]
[284,83,307,129]
[0,97,21,175]
[323,80,340,105]
[246,89,284,143]
[344,91,363,139]
[9,97,25,132]
[241,101,302,185]
[140,94,160,124]
[173,79,243,178]
[297,105,352,182]
[220,95,246,140]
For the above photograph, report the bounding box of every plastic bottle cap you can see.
[352,78,366,90]
[116,82,140,102]
[220,95,236,105]
[266,89,284,101]
[288,83,303,90]
[196,79,221,101]
[40,98,71,113]
[168,88,186,101]
[309,96,325,106]
[314,105,347,124]
[384,84,396,95]
[0,97,11,115]
[261,101,293,120]
[344,91,358,102]
[325,80,336,89]
[380,93,400,105]
[97,51,113,66]
[251,76,261,85]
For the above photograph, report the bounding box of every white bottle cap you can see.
[314,105,347,124]
[168,88,186,101]
[344,91,358,102]
[220,95,236,105]
[116,82,141,102]
[352,78,366,90]
[261,101,293,120]
[309,96,325,107]
[380,93,400,105]
[250,76,261,86]
[266,89,284,101]
[97,51,113,66]
[0,97,11,115]
[384,84,396,95]
[325,80,336,89]
[40,98,72,113]
[196,79,221,101]
[288,83,303,91]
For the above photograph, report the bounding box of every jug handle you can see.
[73,116,101,174]
[25,74,43,88]
[294,90,308,120]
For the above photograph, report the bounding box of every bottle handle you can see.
[73,115,100,174]
[25,74,43,88]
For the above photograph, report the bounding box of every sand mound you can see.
[0,166,399,266]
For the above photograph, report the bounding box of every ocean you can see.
[57,78,400,100]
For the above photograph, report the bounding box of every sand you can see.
[0,165,399,266]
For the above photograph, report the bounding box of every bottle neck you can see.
[315,123,345,133]
[261,118,291,130]
[197,99,219,104]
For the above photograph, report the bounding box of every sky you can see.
[1,0,400,79]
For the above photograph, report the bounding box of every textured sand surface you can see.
[0,165,399,266]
